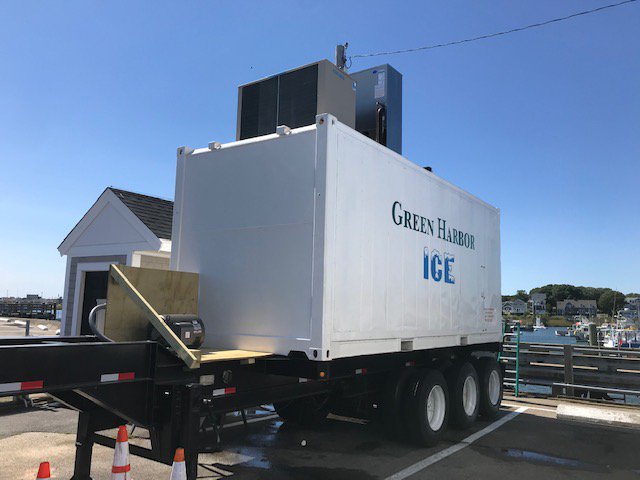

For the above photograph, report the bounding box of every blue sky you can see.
[0,1,638,298]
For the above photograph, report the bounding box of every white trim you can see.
[131,252,141,268]
[70,261,115,337]
[59,189,162,256]
[65,242,156,258]
[159,238,172,253]
[60,256,72,336]
[170,148,189,271]
[133,250,171,259]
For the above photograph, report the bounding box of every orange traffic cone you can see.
[111,426,131,479]
[36,462,51,479]
[170,447,187,480]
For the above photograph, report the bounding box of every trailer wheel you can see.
[476,357,502,419]
[404,369,449,446]
[446,362,479,429]
[274,394,329,426]
[382,368,414,438]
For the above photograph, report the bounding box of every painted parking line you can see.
[501,401,556,414]
[385,407,528,480]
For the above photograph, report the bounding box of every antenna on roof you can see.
[336,43,348,71]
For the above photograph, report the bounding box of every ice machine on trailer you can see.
[172,61,501,361]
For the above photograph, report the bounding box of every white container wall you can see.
[172,114,502,361]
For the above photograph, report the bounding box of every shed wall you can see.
[63,255,127,336]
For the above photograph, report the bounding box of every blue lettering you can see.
[424,249,456,285]
[431,250,442,282]
[423,248,429,279]
[444,254,455,284]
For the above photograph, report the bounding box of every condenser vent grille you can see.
[237,60,355,141]
[239,76,278,140]
[277,64,318,130]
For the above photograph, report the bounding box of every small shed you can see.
[58,188,173,336]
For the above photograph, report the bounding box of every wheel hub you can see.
[488,369,501,405]
[426,385,446,431]
[462,375,478,416]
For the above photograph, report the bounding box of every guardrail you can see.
[501,342,640,403]
[0,302,57,320]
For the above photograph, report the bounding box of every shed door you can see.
[80,271,109,335]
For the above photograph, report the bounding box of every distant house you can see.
[619,308,638,320]
[625,297,640,308]
[557,299,597,317]
[619,297,640,320]
[529,293,547,315]
[503,299,527,315]
[58,187,173,337]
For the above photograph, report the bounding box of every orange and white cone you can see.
[111,425,131,480]
[36,462,51,479]
[169,447,187,480]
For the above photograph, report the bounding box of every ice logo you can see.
[423,248,455,284]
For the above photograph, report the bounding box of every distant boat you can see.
[601,318,640,349]
[533,317,546,330]
[569,316,595,342]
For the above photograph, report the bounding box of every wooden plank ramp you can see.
[198,349,272,363]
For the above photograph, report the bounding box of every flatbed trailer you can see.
[0,333,500,479]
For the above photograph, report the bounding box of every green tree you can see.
[598,290,625,315]
[515,290,529,302]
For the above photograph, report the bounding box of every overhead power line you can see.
[350,0,638,59]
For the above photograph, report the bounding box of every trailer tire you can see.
[382,368,414,438]
[404,369,449,446]
[446,362,479,429]
[274,394,330,426]
[476,357,502,419]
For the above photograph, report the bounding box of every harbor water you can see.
[519,327,577,345]
[511,325,640,404]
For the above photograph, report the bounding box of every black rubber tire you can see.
[403,369,449,447]
[274,394,330,426]
[476,357,503,419]
[382,368,415,438]
[446,361,480,429]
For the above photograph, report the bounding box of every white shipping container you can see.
[171,114,502,361]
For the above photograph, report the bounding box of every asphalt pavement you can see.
[0,317,60,337]
[0,396,638,480]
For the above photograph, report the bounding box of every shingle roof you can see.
[109,188,173,240]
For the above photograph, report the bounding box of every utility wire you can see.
[350,0,638,59]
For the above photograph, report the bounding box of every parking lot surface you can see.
[0,396,638,479]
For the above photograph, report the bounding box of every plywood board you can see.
[199,349,272,363]
[104,265,198,342]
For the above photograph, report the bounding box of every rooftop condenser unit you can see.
[236,59,356,141]
[351,64,402,154]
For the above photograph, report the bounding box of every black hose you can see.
[88,303,114,342]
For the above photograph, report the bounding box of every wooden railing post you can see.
[564,344,574,397]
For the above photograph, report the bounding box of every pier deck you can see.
[1,394,637,479]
